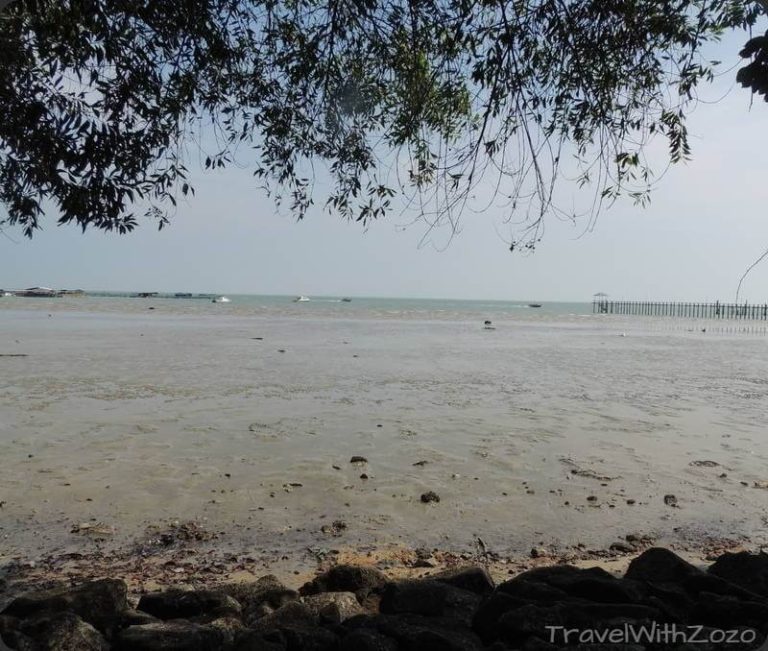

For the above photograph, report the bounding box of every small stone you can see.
[530,547,547,558]
[586,495,597,502]
[350,456,368,464]
[420,491,440,504]
[626,499,636,505]
[663,494,678,507]
[360,473,369,480]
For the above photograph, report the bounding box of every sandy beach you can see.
[2,296,768,578]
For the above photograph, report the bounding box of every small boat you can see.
[528,303,542,308]
[212,296,231,303]
[135,292,158,298]
[16,286,61,297]
[341,297,352,303]
[294,296,310,302]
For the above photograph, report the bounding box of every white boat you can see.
[1,291,12,297]
[294,296,310,302]
[212,296,231,303]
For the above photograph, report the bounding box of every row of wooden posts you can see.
[593,299,768,320]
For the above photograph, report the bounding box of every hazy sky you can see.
[3,31,768,302]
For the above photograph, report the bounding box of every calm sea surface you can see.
[2,293,768,559]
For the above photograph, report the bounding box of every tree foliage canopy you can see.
[0,0,764,246]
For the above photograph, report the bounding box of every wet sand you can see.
[2,299,768,574]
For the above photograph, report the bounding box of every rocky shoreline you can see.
[3,545,768,650]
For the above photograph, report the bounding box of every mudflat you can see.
[1,298,767,572]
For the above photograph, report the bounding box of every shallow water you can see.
[2,295,768,559]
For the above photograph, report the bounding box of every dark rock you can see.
[339,629,397,651]
[345,613,483,651]
[279,625,339,651]
[472,592,529,644]
[496,577,571,604]
[218,576,298,621]
[302,592,362,624]
[6,612,109,650]
[690,591,768,633]
[625,547,703,584]
[430,565,495,595]
[380,580,446,616]
[137,589,241,621]
[115,621,230,651]
[248,601,316,632]
[504,565,646,605]
[708,551,768,598]
[300,565,387,602]
[120,609,160,627]
[232,629,287,650]
[1,578,127,636]
[420,491,440,504]
[0,614,18,637]
[380,579,480,626]
[497,602,662,647]
[609,541,636,554]
[663,493,678,507]
[350,456,368,464]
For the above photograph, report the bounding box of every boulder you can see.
[379,580,480,626]
[217,576,298,617]
[625,547,703,584]
[708,551,768,598]
[248,601,317,632]
[1,579,127,636]
[137,589,241,621]
[302,592,363,623]
[231,629,287,650]
[472,592,528,644]
[5,611,109,650]
[115,621,231,651]
[119,609,160,627]
[345,613,483,651]
[690,591,768,633]
[497,602,663,647]
[278,626,339,651]
[299,565,387,602]
[339,629,397,651]
[430,565,495,595]
[510,565,646,605]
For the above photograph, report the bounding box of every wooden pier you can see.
[593,299,768,320]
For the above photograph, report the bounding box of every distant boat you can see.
[16,287,60,297]
[172,293,215,299]
[294,296,310,302]
[528,303,542,308]
[212,296,231,303]
[1,290,12,297]
[134,292,158,298]
[341,297,352,303]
